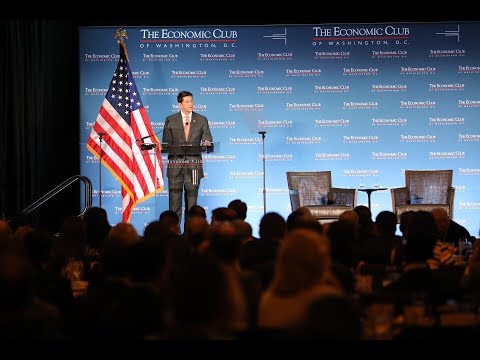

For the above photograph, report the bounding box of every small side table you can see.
[358,187,388,210]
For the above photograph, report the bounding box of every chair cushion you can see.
[395,204,450,218]
[306,205,352,219]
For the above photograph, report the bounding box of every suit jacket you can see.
[162,111,213,179]
[443,219,471,245]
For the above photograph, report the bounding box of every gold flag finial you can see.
[114,28,129,61]
[114,28,128,45]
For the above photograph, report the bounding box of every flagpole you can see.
[98,132,105,208]
[259,131,267,214]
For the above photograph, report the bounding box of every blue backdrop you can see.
[80,23,480,237]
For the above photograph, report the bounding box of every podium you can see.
[161,142,217,186]
[139,142,215,154]
[161,142,215,155]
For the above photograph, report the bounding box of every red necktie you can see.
[184,115,190,140]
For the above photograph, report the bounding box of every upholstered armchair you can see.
[286,171,357,221]
[390,169,455,221]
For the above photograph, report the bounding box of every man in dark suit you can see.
[162,91,213,227]
[431,207,471,245]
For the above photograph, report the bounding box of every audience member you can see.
[82,206,112,254]
[293,295,362,340]
[187,204,207,219]
[354,205,374,237]
[228,199,248,221]
[143,220,192,276]
[0,220,15,252]
[257,228,343,330]
[98,237,168,339]
[428,208,472,269]
[0,251,65,339]
[338,210,359,226]
[391,210,415,268]
[326,220,357,294]
[210,207,239,224]
[68,222,142,338]
[159,252,246,339]
[286,207,323,233]
[51,215,90,298]
[208,221,260,331]
[82,207,112,285]
[183,216,210,253]
[239,212,286,289]
[380,211,463,307]
[431,207,471,245]
[231,219,256,245]
[23,228,74,318]
[159,209,181,235]
[357,210,400,265]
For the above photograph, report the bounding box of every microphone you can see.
[137,128,164,150]
[136,133,154,142]
[136,128,166,143]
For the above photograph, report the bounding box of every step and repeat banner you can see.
[80,23,480,236]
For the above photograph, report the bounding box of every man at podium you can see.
[162,90,213,228]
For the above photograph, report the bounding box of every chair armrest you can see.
[391,187,408,209]
[447,186,455,218]
[289,189,301,211]
[330,187,357,207]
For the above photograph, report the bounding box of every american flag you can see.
[87,40,163,222]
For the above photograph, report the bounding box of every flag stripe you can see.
[130,112,151,196]
[132,110,157,192]
[88,135,135,196]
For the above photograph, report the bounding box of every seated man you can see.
[431,208,471,245]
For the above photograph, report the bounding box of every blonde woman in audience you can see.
[257,228,343,330]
